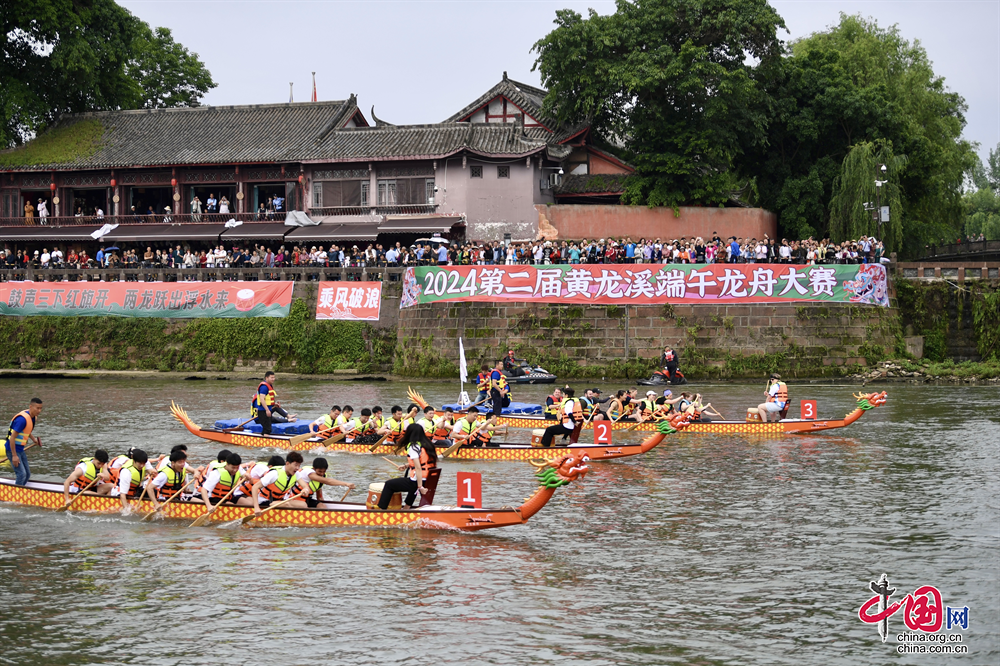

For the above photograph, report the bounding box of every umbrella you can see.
[102,246,120,252]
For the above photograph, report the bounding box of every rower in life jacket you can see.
[310,406,342,439]
[108,448,150,510]
[62,449,112,504]
[468,416,506,448]
[151,450,190,501]
[416,406,437,437]
[544,388,564,420]
[198,452,244,507]
[431,408,456,443]
[294,458,354,508]
[379,406,413,444]
[252,451,306,512]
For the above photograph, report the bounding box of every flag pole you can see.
[289,82,294,103]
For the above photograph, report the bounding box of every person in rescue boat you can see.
[544,388,564,420]
[378,424,438,510]
[252,371,297,436]
[4,397,43,486]
[295,457,355,508]
[754,373,789,422]
[503,349,527,376]
[661,345,680,383]
[251,451,307,515]
[63,449,112,502]
[197,452,244,512]
[475,364,492,405]
[539,387,582,447]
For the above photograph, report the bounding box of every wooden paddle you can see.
[188,481,241,528]
[321,432,348,450]
[366,433,390,453]
[241,489,309,525]
[288,425,337,448]
[140,478,197,522]
[442,420,489,458]
[0,441,39,466]
[58,475,102,512]
[222,416,256,433]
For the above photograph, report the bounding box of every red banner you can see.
[0,281,293,318]
[316,281,382,321]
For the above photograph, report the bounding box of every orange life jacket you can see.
[157,466,187,500]
[71,457,102,491]
[432,418,454,440]
[470,425,494,446]
[385,417,407,443]
[767,381,789,406]
[251,381,276,413]
[406,448,436,479]
[561,398,583,425]
[209,468,242,500]
[476,372,490,392]
[260,468,299,502]
[5,409,33,449]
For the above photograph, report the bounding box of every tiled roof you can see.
[3,100,362,171]
[305,123,549,162]
[443,73,553,128]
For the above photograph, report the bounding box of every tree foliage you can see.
[532,0,786,208]
[964,143,1000,241]
[828,139,905,247]
[0,0,215,148]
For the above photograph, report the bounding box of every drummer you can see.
[377,424,438,510]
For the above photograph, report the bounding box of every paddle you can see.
[366,433,390,453]
[442,420,489,458]
[222,416,256,433]
[288,425,337,448]
[58,475,102,512]
[140,478,197,522]
[321,432,348,450]
[241,489,309,525]
[0,441,40,466]
[188,481,241,528]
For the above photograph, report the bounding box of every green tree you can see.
[532,0,785,208]
[964,144,1000,241]
[828,139,905,247]
[0,0,215,148]
[750,14,976,256]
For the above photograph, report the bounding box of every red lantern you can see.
[50,182,56,192]
[110,178,116,188]
[298,174,304,184]
[171,178,177,188]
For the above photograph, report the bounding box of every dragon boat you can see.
[170,402,690,461]
[0,452,589,532]
[409,389,889,435]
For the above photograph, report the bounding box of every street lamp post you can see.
[874,164,888,242]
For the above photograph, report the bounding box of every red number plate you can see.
[456,471,482,508]
[594,421,612,445]
[801,400,817,420]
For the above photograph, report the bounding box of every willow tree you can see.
[829,140,905,250]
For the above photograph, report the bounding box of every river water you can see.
[0,377,996,665]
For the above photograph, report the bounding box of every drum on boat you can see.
[531,429,546,447]
[366,482,401,510]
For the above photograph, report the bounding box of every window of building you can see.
[312,182,322,207]
[377,180,396,206]
[425,179,435,204]
[497,166,510,179]
[361,182,369,207]
[470,166,483,178]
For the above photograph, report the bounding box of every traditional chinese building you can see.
[0,73,634,249]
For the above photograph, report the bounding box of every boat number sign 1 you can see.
[594,422,612,446]
[457,471,482,509]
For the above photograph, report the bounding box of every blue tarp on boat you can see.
[441,401,543,415]
[212,419,311,435]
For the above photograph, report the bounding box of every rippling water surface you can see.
[0,378,997,665]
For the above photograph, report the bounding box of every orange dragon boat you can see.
[170,402,691,461]
[409,389,888,435]
[0,452,589,532]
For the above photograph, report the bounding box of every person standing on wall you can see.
[4,398,43,486]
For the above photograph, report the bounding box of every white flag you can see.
[458,337,468,383]
[225,218,242,228]
[91,223,118,240]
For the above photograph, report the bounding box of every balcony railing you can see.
[0,266,408,283]
[0,212,291,227]
[919,240,1000,260]
[310,204,437,217]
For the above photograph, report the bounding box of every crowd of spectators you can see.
[0,233,888,272]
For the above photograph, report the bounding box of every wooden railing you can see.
[919,240,1000,261]
[309,204,436,217]
[893,262,1000,281]
[0,266,408,283]
[0,212,289,227]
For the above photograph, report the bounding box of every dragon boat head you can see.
[528,451,591,487]
[853,391,888,410]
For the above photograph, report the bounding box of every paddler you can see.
[489,359,510,419]
[295,457,355,508]
[538,387,581,447]
[450,408,484,447]
[337,406,354,428]
[63,449,112,503]
[4,397,43,486]
[467,415,506,448]
[337,408,369,444]
[631,390,659,422]
[252,371,297,436]
[108,448,151,511]
[544,388,563,420]
[252,451,306,515]
[232,455,285,506]
[378,405,417,445]
[309,405,342,438]
[150,450,192,503]
[377,424,438,510]
[608,390,626,421]
[196,449,232,485]
[431,407,456,446]
[197,452,243,512]
[416,406,438,436]
[353,408,379,444]
[753,373,788,422]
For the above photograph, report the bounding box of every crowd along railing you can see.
[0,266,409,283]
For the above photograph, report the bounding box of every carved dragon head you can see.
[528,452,590,488]
[854,391,888,410]
[656,411,693,434]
